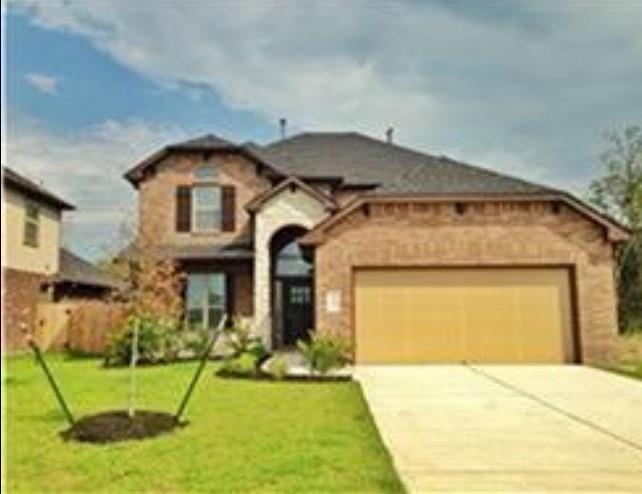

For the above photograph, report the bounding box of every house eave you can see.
[299,192,631,246]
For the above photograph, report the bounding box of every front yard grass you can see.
[598,333,642,381]
[600,361,642,381]
[5,354,403,493]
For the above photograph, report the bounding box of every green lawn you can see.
[5,355,403,493]
[598,333,642,381]
[600,361,642,381]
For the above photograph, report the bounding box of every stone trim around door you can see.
[252,186,329,348]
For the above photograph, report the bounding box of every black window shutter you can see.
[221,186,236,232]
[225,273,235,320]
[176,186,192,232]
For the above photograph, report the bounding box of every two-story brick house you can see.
[125,132,629,364]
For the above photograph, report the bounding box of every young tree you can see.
[122,235,185,416]
[588,126,642,332]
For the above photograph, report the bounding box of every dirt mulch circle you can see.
[61,410,184,444]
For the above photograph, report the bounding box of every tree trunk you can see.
[128,319,140,418]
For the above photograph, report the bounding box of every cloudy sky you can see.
[3,0,642,260]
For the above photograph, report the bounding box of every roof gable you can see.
[300,193,630,246]
[2,167,74,210]
[245,176,337,213]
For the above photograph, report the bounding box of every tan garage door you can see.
[354,268,574,364]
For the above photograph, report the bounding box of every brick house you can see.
[2,167,119,351]
[124,132,629,364]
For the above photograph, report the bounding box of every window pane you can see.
[207,274,226,309]
[26,202,39,220]
[276,241,311,276]
[193,186,221,231]
[193,186,220,205]
[186,273,227,329]
[24,221,39,247]
[195,164,216,180]
[187,308,205,329]
[186,274,207,309]
[207,309,224,329]
[195,210,220,231]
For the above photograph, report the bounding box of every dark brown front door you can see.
[282,278,313,346]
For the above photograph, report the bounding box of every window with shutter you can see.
[192,185,222,231]
[176,186,192,232]
[221,186,236,232]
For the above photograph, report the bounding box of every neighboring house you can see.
[124,131,629,364]
[44,248,123,301]
[2,167,117,351]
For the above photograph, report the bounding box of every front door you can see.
[282,278,313,346]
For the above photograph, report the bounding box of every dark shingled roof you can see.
[156,240,254,260]
[168,134,235,150]
[125,133,239,185]
[262,132,555,195]
[54,249,123,289]
[125,131,558,195]
[3,166,74,210]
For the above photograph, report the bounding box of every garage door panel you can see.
[355,268,573,364]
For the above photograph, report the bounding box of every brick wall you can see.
[314,200,618,362]
[138,151,271,245]
[2,267,44,352]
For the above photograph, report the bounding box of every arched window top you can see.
[276,240,312,277]
[270,226,312,278]
[194,163,217,181]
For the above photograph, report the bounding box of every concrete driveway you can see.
[356,365,642,493]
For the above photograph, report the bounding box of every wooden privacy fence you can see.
[35,302,76,350]
[36,300,127,354]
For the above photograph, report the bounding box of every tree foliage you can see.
[588,126,642,332]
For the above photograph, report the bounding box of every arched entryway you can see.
[270,225,314,348]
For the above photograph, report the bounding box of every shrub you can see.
[296,331,351,375]
[105,314,180,366]
[225,318,269,362]
[265,356,289,380]
[182,327,212,356]
[220,352,259,376]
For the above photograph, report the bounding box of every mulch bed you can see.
[61,410,184,444]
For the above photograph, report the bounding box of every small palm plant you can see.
[296,331,351,375]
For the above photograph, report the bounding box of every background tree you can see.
[588,125,642,332]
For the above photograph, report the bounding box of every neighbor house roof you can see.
[52,249,123,289]
[2,166,75,210]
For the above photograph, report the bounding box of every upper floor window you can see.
[194,164,217,181]
[192,185,222,231]
[23,200,40,247]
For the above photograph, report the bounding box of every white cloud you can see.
[11,0,642,193]
[25,72,59,94]
[3,113,185,258]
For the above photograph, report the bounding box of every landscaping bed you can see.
[62,410,182,443]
